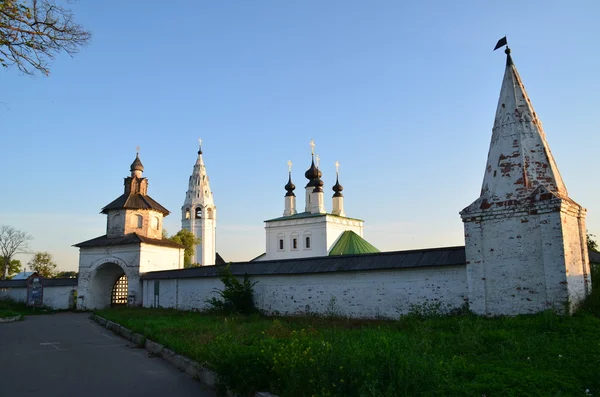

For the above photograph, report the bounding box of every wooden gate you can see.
[111,275,128,306]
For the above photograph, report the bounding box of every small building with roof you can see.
[74,152,184,309]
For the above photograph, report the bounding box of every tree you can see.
[55,270,77,278]
[588,232,598,252]
[28,251,57,278]
[167,229,200,268]
[0,0,91,76]
[0,225,32,279]
[1,256,22,278]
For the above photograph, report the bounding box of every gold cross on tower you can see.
[309,139,315,155]
[287,160,292,173]
[136,145,140,154]
[335,160,340,175]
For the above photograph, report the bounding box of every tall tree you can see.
[1,257,22,278]
[167,229,200,268]
[0,0,91,76]
[588,232,598,252]
[28,251,57,278]
[0,225,32,279]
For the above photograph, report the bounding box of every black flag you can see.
[493,36,507,51]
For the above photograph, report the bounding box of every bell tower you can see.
[182,140,217,266]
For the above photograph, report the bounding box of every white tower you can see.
[182,140,216,266]
[460,44,590,315]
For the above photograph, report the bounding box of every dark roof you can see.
[74,233,184,249]
[265,211,363,223]
[215,252,226,265]
[101,193,170,215]
[0,277,78,288]
[329,231,380,256]
[130,153,144,172]
[141,245,466,280]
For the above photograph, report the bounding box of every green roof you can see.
[328,231,380,256]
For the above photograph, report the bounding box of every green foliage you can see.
[166,229,200,268]
[98,298,600,397]
[587,231,598,252]
[27,251,57,278]
[1,256,21,278]
[205,264,257,315]
[0,297,51,317]
[55,270,77,278]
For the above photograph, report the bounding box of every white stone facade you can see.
[143,264,468,319]
[258,214,364,261]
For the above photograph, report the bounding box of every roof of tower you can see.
[101,193,170,215]
[130,153,144,172]
[462,46,568,214]
[285,172,296,197]
[332,175,343,197]
[328,231,380,256]
[74,233,183,248]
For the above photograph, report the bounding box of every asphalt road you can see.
[0,312,216,397]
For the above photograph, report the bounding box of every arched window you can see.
[305,236,311,249]
[152,217,160,230]
[207,207,213,219]
[195,207,202,219]
[135,214,143,228]
[185,208,190,220]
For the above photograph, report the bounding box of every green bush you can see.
[205,264,257,315]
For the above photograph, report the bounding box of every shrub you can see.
[206,264,257,315]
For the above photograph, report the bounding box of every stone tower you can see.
[460,46,591,315]
[182,141,216,266]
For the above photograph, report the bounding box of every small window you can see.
[136,214,143,228]
[279,239,284,250]
[305,237,311,249]
[293,238,298,249]
[185,208,190,219]
[195,207,202,219]
[153,217,159,230]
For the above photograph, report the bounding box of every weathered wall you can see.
[0,280,76,310]
[143,264,468,319]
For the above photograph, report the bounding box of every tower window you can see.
[292,238,298,250]
[305,237,311,249]
[153,217,159,230]
[185,208,190,220]
[279,239,284,250]
[195,207,202,219]
[136,214,143,228]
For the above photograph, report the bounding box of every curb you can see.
[0,315,23,323]
[90,314,277,397]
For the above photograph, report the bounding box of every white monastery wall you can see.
[143,265,468,319]
[0,286,27,302]
[0,285,74,310]
[139,244,184,273]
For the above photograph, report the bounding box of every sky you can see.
[2,1,599,271]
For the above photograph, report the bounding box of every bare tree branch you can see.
[0,0,91,75]
[0,225,33,279]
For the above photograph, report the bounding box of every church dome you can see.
[285,174,296,197]
[130,153,144,172]
[304,157,322,181]
[332,176,343,197]
[312,176,324,192]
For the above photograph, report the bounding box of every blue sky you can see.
[2,1,599,271]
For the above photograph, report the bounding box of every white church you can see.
[69,44,591,316]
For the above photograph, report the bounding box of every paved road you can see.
[0,312,216,397]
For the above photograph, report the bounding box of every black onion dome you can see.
[304,156,322,181]
[312,176,324,193]
[130,153,144,172]
[332,176,343,197]
[198,143,203,155]
[285,173,296,197]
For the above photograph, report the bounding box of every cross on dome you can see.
[287,160,292,173]
[335,161,340,175]
[310,139,315,155]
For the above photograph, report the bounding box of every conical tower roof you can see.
[465,48,568,214]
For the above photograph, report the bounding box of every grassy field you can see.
[97,291,600,397]
[0,298,53,318]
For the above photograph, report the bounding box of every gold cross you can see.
[287,160,292,172]
[198,138,202,146]
[335,160,340,174]
[136,145,140,154]
[309,139,315,155]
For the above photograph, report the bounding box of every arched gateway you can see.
[74,152,184,310]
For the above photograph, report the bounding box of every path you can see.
[0,312,216,397]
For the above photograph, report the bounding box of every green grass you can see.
[0,298,53,318]
[97,297,600,397]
